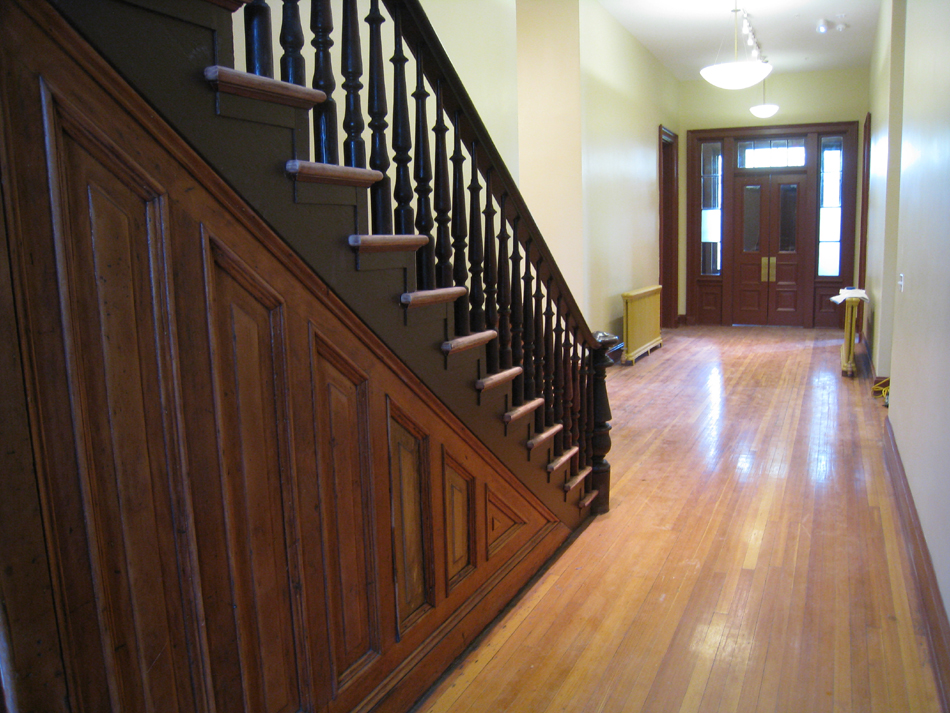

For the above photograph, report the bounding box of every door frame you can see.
[686,121,859,327]
[658,126,679,328]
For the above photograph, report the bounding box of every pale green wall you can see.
[579,0,679,335]
[888,0,950,616]
[516,0,586,313]
[865,0,906,377]
[425,0,520,178]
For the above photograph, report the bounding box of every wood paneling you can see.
[486,488,525,560]
[444,459,475,591]
[205,242,304,713]
[26,86,193,713]
[310,334,381,688]
[0,3,571,712]
[389,405,434,632]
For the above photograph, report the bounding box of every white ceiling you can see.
[596,0,881,81]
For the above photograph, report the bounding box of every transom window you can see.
[737,137,806,169]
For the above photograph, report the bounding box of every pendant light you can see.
[750,79,779,118]
[701,2,772,90]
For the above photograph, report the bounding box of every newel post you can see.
[590,331,618,514]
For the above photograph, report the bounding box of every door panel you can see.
[732,177,769,324]
[767,173,809,325]
[732,172,810,326]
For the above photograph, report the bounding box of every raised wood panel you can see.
[34,93,193,712]
[310,334,381,689]
[443,459,475,591]
[486,487,525,560]
[388,404,433,632]
[206,242,303,713]
[815,284,844,328]
[697,283,722,325]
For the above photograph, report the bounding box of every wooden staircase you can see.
[0,0,618,711]
[52,0,617,526]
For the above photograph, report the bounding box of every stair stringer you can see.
[47,0,589,527]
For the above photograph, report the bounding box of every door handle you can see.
[769,257,777,282]
[761,257,768,282]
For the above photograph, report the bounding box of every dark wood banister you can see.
[380,0,599,351]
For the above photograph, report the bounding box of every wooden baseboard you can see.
[884,417,950,712]
[676,314,688,327]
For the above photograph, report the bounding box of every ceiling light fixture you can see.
[701,2,772,90]
[816,18,830,34]
[750,79,779,118]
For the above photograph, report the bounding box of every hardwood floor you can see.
[414,326,943,713]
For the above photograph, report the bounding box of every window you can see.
[818,136,843,277]
[737,137,805,169]
[701,142,722,275]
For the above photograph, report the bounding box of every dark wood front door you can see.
[732,171,812,326]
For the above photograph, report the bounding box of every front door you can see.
[732,170,811,325]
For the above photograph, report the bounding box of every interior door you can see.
[732,171,809,325]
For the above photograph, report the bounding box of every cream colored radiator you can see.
[622,285,662,364]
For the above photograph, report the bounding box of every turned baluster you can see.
[560,316,573,472]
[570,327,580,465]
[483,172,499,372]
[510,219,524,407]
[451,113,469,336]
[468,143,485,333]
[391,11,414,235]
[433,83,452,289]
[412,57,434,288]
[521,243,535,407]
[279,0,305,85]
[497,196,512,371]
[546,282,558,450]
[311,0,338,164]
[341,0,365,167]
[245,0,274,78]
[366,0,392,234]
[576,344,588,469]
[585,347,595,477]
[534,265,546,433]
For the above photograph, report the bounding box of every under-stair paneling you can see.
[34,91,195,712]
[203,239,308,713]
[0,3,571,711]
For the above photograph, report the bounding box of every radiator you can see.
[622,285,662,363]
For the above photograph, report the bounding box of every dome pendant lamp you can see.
[701,2,772,90]
[750,79,779,118]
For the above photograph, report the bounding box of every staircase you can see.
[49,0,616,525]
[0,0,617,711]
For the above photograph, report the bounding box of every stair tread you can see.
[503,397,545,424]
[286,160,384,187]
[562,465,592,492]
[442,330,497,355]
[578,489,599,509]
[547,445,579,474]
[349,234,429,253]
[203,0,247,11]
[526,423,563,451]
[475,366,523,392]
[401,286,467,308]
[204,65,325,108]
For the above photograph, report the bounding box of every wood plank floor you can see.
[414,326,943,713]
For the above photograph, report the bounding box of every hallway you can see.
[415,326,942,712]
